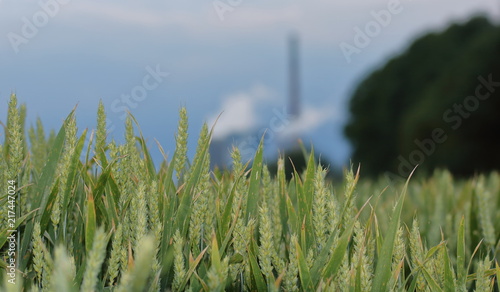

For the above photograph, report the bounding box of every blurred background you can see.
[0,0,499,178]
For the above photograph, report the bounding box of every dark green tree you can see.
[345,16,500,178]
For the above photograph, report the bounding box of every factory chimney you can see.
[288,32,301,119]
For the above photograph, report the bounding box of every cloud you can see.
[210,93,255,139]
[64,2,180,28]
[279,105,336,139]
[209,84,274,140]
[209,81,336,144]
[210,4,301,27]
[73,3,164,27]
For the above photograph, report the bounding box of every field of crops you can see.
[1,94,499,291]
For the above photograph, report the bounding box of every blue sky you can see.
[0,0,498,167]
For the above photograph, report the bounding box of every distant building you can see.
[209,131,260,169]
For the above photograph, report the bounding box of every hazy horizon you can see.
[1,0,498,169]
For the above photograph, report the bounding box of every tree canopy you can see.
[345,16,500,178]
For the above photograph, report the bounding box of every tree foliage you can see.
[345,16,500,177]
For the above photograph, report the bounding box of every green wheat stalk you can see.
[81,226,108,292]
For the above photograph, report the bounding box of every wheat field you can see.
[0,94,499,291]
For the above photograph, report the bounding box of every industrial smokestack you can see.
[288,32,301,119]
